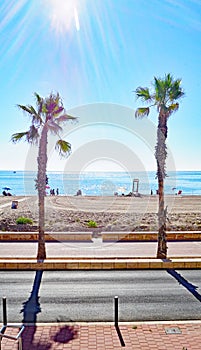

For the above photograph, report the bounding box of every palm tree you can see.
[135,74,184,258]
[11,92,76,260]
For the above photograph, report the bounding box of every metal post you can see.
[2,297,7,326]
[114,296,118,327]
[18,336,22,350]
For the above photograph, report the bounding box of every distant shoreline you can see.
[0,170,201,196]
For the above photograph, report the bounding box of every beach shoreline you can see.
[0,195,201,232]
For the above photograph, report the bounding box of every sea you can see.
[0,170,201,196]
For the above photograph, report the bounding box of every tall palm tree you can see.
[135,74,184,258]
[11,92,76,260]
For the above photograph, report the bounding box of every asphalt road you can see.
[0,270,201,323]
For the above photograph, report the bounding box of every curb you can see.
[0,258,201,270]
[0,231,201,242]
[3,320,201,327]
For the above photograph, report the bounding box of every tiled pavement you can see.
[1,240,201,269]
[1,322,201,349]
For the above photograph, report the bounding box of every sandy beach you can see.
[0,195,201,232]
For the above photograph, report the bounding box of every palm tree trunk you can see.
[156,111,168,259]
[37,126,48,260]
[157,176,167,258]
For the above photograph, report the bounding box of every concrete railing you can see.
[102,231,201,242]
[0,231,201,242]
[0,232,93,242]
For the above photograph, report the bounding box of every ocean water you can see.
[0,170,200,196]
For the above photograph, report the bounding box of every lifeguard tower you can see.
[132,178,140,196]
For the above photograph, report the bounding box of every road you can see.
[0,270,201,323]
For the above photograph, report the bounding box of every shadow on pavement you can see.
[21,270,43,324]
[21,270,51,349]
[167,269,201,302]
[20,270,78,349]
[115,325,125,347]
[51,324,78,344]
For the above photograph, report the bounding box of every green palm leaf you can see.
[167,103,179,115]
[11,132,29,143]
[17,103,43,125]
[55,139,71,157]
[52,106,64,116]
[55,114,77,124]
[135,107,150,118]
[169,80,184,101]
[17,104,33,114]
[154,77,166,102]
[135,87,152,102]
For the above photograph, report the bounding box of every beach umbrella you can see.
[2,187,11,191]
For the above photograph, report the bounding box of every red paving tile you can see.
[1,322,200,350]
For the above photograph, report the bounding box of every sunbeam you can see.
[44,0,82,35]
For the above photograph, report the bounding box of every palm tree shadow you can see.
[20,270,79,349]
[167,269,201,302]
[51,325,79,344]
[20,270,51,349]
[21,270,43,324]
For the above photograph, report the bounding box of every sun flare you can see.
[45,0,81,35]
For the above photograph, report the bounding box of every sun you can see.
[45,0,81,35]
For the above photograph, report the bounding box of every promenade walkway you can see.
[1,321,201,349]
[0,239,201,269]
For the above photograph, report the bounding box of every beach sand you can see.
[0,195,201,232]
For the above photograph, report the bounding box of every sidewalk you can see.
[1,321,201,349]
[0,240,201,269]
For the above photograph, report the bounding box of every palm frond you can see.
[164,73,173,89]
[47,120,62,134]
[28,105,43,125]
[154,77,166,102]
[11,126,39,145]
[169,79,185,101]
[34,92,43,105]
[55,114,77,124]
[55,139,71,157]
[27,125,39,144]
[52,106,65,117]
[34,92,43,113]
[11,132,28,143]
[44,92,61,115]
[135,107,150,119]
[17,103,43,125]
[46,101,57,114]
[135,87,152,102]
[167,103,179,115]
[28,105,37,115]
[17,104,33,114]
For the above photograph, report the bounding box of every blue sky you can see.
[0,0,201,172]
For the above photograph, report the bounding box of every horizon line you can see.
[1,169,200,173]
